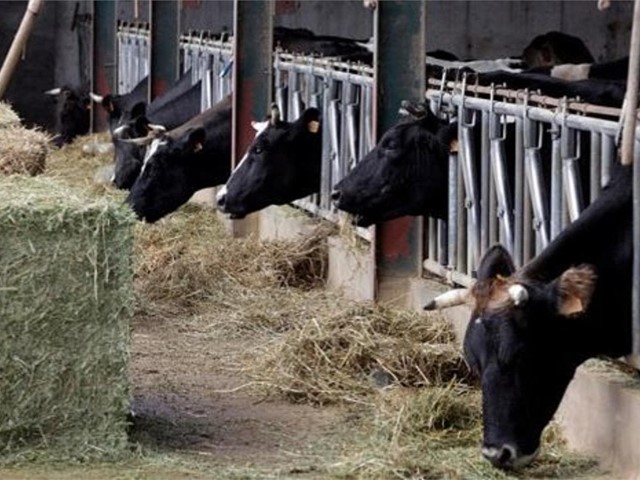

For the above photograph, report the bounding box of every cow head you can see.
[332,102,452,226]
[126,127,207,222]
[45,86,91,147]
[522,31,594,69]
[111,107,162,190]
[217,105,322,218]
[428,245,597,469]
[91,92,141,132]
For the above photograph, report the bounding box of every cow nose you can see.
[482,444,516,468]
[330,189,341,202]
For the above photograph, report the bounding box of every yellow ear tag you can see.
[308,120,320,133]
[449,139,459,153]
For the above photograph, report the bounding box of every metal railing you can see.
[273,51,375,238]
[423,79,623,286]
[116,22,150,95]
[179,32,233,112]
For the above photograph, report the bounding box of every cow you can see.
[332,90,599,228]
[543,56,630,82]
[126,95,232,223]
[216,105,322,218]
[521,31,594,69]
[473,70,626,107]
[111,78,203,190]
[90,75,149,132]
[44,86,90,147]
[424,161,631,469]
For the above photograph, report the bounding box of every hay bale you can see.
[0,126,49,176]
[244,305,473,404]
[0,176,135,461]
[0,102,21,128]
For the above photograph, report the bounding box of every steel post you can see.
[92,0,117,131]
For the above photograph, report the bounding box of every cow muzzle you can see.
[482,444,539,470]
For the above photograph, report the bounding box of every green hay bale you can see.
[0,176,136,461]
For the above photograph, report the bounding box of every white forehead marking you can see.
[140,138,167,174]
[221,121,271,192]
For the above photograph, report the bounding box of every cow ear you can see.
[300,108,320,134]
[186,128,206,153]
[476,245,515,281]
[435,122,458,153]
[102,94,114,112]
[555,265,597,317]
[130,101,147,119]
[134,116,151,136]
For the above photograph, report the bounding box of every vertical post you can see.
[92,0,116,131]
[149,0,179,101]
[624,0,640,356]
[228,0,273,237]
[374,0,426,298]
[233,0,273,167]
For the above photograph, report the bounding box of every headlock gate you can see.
[273,52,375,230]
[423,77,625,286]
[116,22,150,95]
[179,32,233,112]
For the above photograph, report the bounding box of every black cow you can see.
[333,93,596,227]
[521,31,594,69]
[216,105,322,218]
[425,162,631,469]
[333,105,453,227]
[474,70,626,108]
[544,56,630,82]
[111,78,203,190]
[44,86,90,147]
[90,75,149,132]
[127,95,232,223]
[274,26,372,63]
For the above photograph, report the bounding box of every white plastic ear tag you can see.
[308,120,320,133]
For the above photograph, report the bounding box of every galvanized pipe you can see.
[550,122,563,239]
[448,153,459,271]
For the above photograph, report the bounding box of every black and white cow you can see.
[521,31,594,68]
[90,75,149,133]
[111,78,203,190]
[425,162,631,469]
[44,86,90,147]
[216,105,322,218]
[126,95,232,223]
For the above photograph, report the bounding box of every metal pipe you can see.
[550,122,563,239]
[448,153,459,271]
[602,134,614,187]
[480,111,491,254]
[514,117,524,268]
[428,91,628,137]
[621,0,640,166]
[590,132,602,202]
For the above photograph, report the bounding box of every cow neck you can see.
[521,164,631,282]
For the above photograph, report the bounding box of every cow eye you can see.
[253,144,266,155]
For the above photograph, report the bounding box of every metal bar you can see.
[448,153,459,271]
[590,132,602,202]
[427,91,629,138]
[550,122,563,239]
[514,117,524,268]
[232,0,274,167]
[602,134,614,187]
[480,111,490,254]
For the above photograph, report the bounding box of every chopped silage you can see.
[0,176,135,461]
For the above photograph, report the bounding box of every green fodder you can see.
[0,176,136,462]
[244,305,473,404]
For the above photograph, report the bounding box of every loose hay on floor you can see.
[0,102,21,128]
[0,176,135,461]
[243,304,473,404]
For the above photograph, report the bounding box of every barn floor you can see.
[0,138,615,479]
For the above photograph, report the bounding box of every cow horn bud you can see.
[508,284,528,306]
[424,288,469,310]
